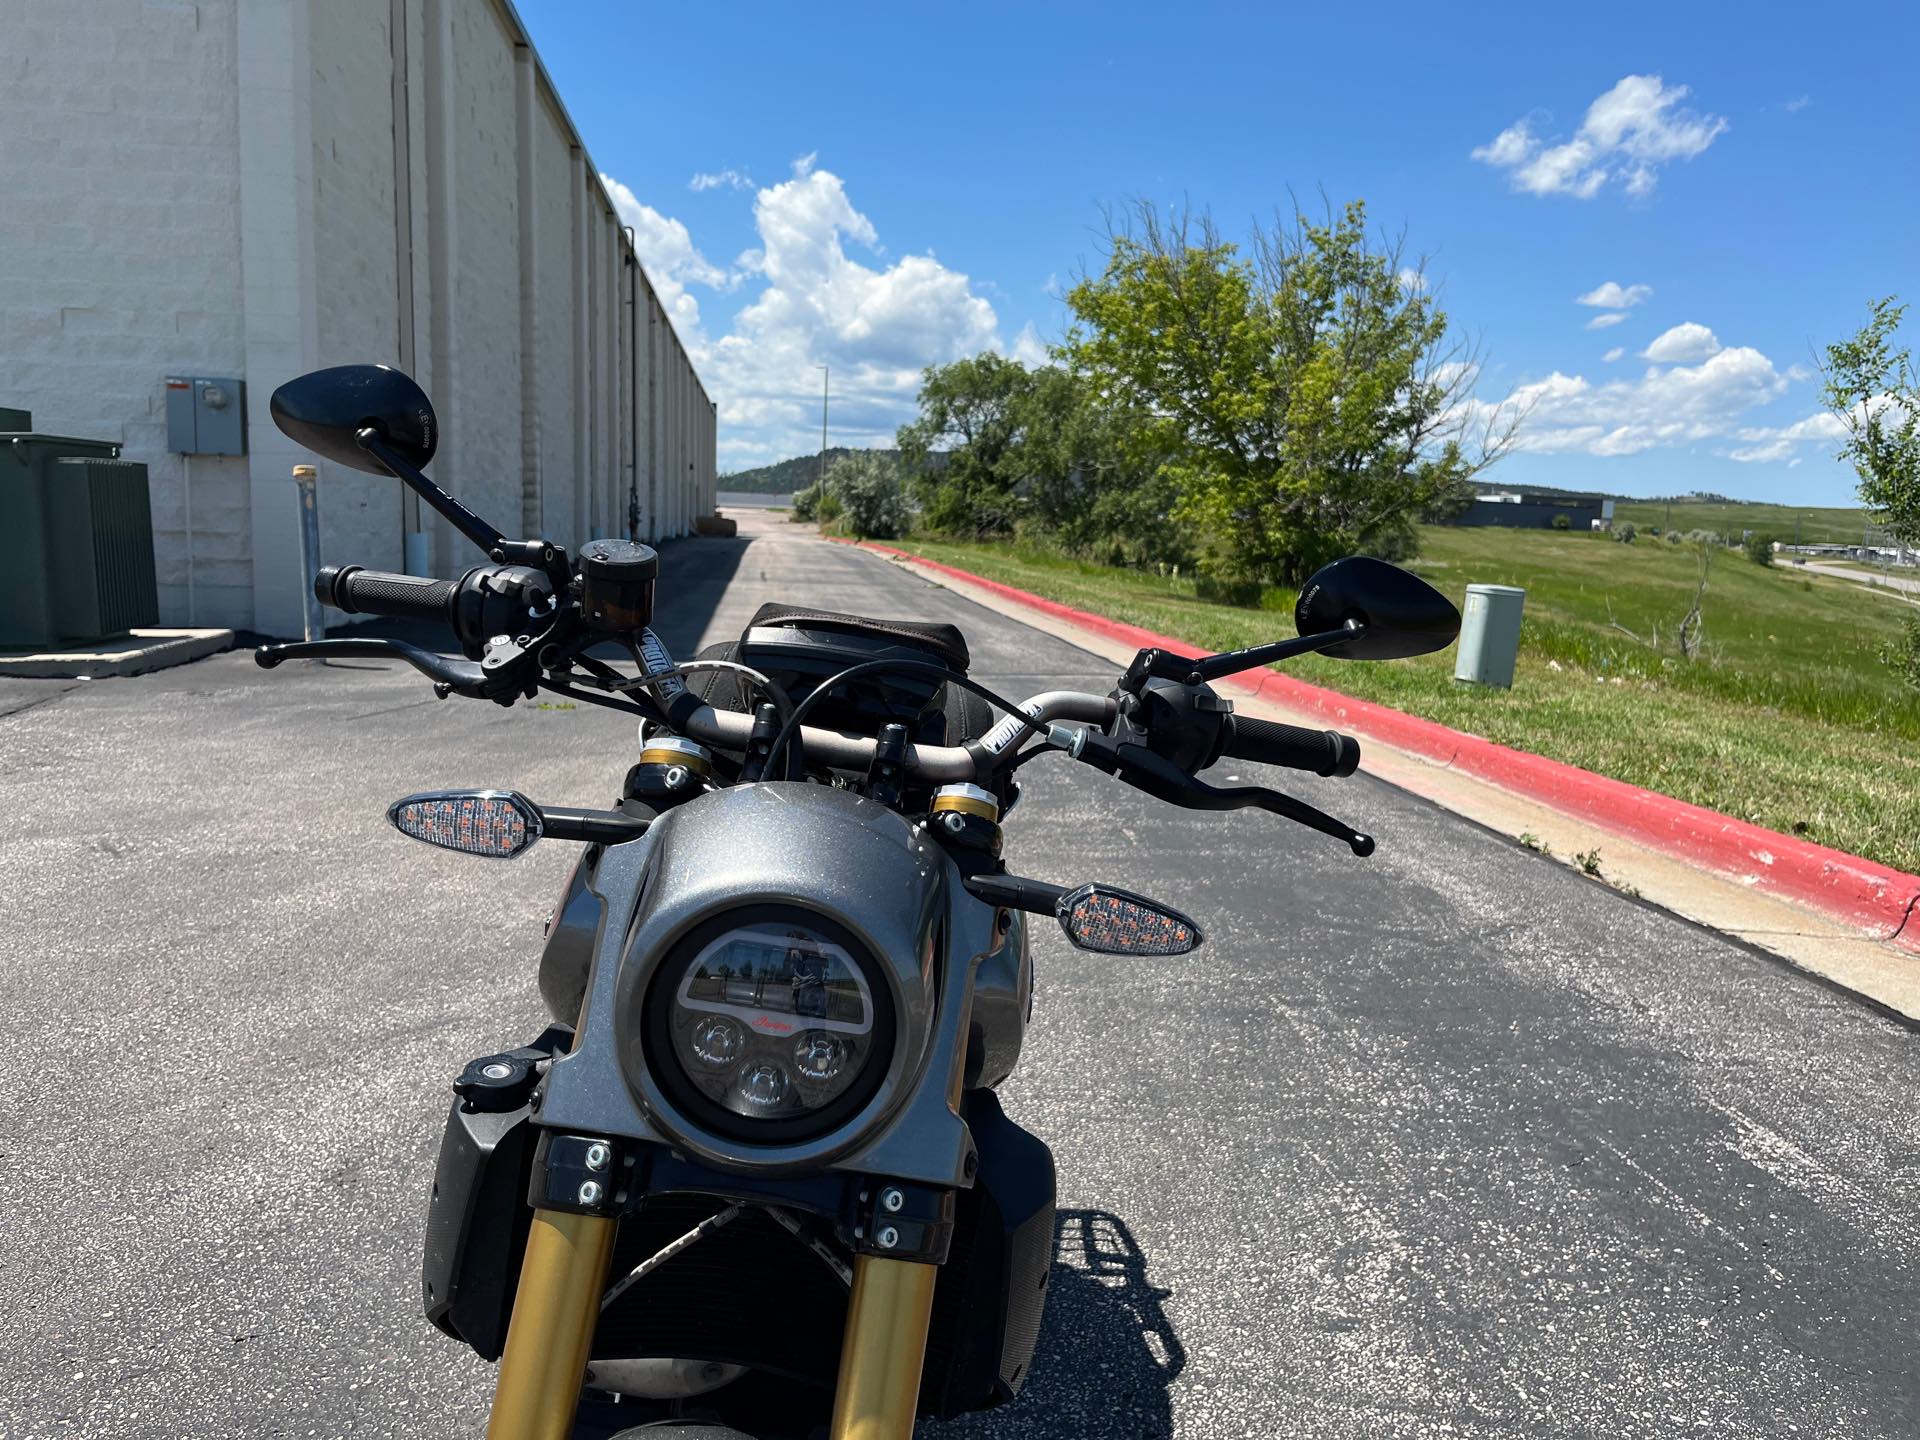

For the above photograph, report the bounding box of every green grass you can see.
[891,527,1920,874]
[1611,497,1872,544]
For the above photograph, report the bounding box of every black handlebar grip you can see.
[1219,715,1361,777]
[316,565,461,627]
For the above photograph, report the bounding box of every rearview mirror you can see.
[270,364,437,476]
[1295,556,1460,660]
[388,790,540,859]
[1056,884,1202,955]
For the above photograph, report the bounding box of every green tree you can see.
[1061,200,1519,584]
[896,353,1036,535]
[1823,297,1920,548]
[1743,531,1776,566]
[823,449,907,539]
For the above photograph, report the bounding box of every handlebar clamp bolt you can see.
[584,1143,611,1172]
[876,1226,900,1250]
[942,812,966,834]
[577,1180,604,1207]
[880,1188,904,1213]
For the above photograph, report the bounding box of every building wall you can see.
[1451,499,1604,529]
[0,0,253,626]
[0,0,714,636]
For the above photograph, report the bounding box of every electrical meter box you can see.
[1454,584,1526,689]
[164,376,246,455]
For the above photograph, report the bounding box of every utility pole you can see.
[817,365,829,493]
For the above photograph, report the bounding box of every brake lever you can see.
[1074,731,1375,856]
[254,638,509,701]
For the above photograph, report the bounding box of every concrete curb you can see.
[851,540,1920,955]
[0,628,234,678]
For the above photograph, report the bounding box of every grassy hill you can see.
[1610,497,1873,544]
[884,525,1920,873]
[720,449,902,494]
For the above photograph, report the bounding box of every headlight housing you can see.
[642,906,896,1143]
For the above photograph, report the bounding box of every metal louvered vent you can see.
[48,457,157,640]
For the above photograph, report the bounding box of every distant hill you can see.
[720,448,902,494]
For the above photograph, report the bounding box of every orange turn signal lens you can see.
[387,790,542,859]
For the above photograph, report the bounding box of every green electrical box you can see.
[0,433,157,647]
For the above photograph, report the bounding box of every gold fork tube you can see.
[484,1208,618,1440]
[827,1254,939,1440]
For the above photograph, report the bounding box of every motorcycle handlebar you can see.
[1218,715,1360,778]
[316,564,463,628]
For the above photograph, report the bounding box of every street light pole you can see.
[817,365,829,494]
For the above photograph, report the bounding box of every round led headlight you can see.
[642,906,895,1143]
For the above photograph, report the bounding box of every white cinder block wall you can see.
[0,0,714,637]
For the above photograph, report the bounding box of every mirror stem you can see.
[357,428,506,557]
[1185,619,1367,684]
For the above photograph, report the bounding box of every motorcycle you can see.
[254,364,1461,1439]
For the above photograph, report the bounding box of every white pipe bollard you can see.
[292,464,324,644]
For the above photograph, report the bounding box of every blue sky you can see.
[520,1,1919,503]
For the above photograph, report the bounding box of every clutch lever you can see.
[254,638,508,700]
[1075,731,1375,856]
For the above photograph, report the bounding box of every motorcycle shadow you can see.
[922,1208,1185,1440]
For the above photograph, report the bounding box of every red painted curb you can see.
[849,538,1920,952]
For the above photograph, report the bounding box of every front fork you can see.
[482,1185,941,1440]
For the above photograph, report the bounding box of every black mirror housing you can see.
[1295,556,1461,660]
[269,364,437,475]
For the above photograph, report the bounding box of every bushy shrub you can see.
[1612,522,1637,544]
[790,481,823,522]
[1883,615,1920,691]
[823,450,906,539]
[1551,513,1571,530]
[1744,532,1777,566]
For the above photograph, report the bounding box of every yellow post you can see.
[827,1254,939,1440]
[484,1208,618,1440]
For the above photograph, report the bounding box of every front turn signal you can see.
[1056,884,1202,956]
[387,790,542,859]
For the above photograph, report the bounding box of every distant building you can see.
[1445,492,1615,530]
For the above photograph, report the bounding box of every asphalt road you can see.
[3,516,1917,1439]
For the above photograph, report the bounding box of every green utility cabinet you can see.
[0,428,158,647]
[1454,583,1526,689]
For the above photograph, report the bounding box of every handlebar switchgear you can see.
[313,563,557,660]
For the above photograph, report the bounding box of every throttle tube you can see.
[1218,715,1361,777]
[315,564,462,628]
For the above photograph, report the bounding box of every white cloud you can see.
[1785,95,1812,114]
[1397,266,1429,292]
[1009,321,1051,369]
[1496,344,1789,458]
[1576,281,1652,308]
[1641,321,1722,363]
[1602,346,1625,363]
[1724,405,1872,464]
[1472,122,1537,169]
[690,168,753,192]
[601,174,731,334]
[1728,437,1797,463]
[606,159,1012,467]
[1585,311,1627,330]
[1473,75,1727,198]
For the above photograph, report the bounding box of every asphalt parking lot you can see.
[3,516,1917,1438]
